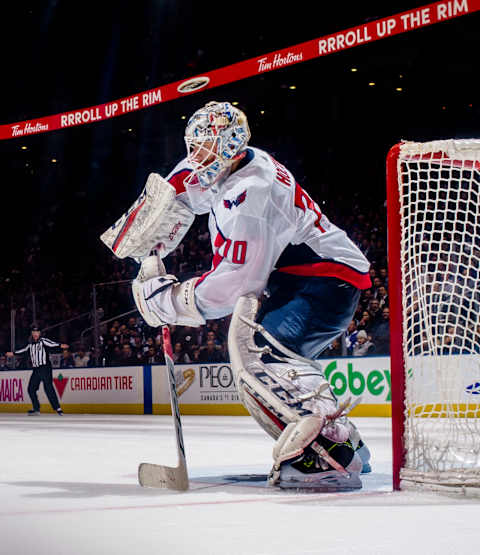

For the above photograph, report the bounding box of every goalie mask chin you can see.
[184,101,251,189]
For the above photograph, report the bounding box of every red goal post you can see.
[387,139,480,495]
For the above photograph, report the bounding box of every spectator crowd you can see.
[0,189,391,370]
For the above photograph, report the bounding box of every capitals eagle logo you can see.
[224,190,247,210]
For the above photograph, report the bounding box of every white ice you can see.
[0,414,478,555]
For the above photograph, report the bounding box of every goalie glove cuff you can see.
[132,276,178,327]
[171,278,206,327]
[132,276,205,328]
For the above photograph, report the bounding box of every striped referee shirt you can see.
[14,338,60,367]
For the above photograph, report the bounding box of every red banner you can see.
[1,0,479,140]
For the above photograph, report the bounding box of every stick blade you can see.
[138,462,189,491]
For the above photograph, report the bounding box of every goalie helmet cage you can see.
[386,139,480,496]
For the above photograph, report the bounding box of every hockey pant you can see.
[257,272,361,360]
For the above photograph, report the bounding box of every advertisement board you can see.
[151,357,392,417]
[1,356,399,416]
[0,366,144,414]
[151,363,248,415]
[405,354,480,415]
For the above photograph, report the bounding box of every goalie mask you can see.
[184,101,251,189]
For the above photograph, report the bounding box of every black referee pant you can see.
[27,364,61,412]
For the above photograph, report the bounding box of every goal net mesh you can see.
[397,139,480,492]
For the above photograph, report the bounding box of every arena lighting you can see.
[181,115,186,120]
[351,67,358,72]
[21,146,27,150]
[260,110,265,114]
[396,87,403,91]
[369,82,376,86]
[232,101,239,105]
[51,158,57,163]
[289,85,296,90]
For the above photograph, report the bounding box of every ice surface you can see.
[0,414,478,555]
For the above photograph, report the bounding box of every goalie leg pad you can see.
[272,417,325,466]
[228,294,350,441]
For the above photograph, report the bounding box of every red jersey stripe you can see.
[277,262,372,290]
[195,232,226,288]
[168,169,190,195]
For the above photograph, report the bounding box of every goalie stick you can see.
[138,325,189,490]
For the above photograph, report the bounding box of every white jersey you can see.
[165,147,370,320]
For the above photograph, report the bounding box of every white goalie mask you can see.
[184,101,251,189]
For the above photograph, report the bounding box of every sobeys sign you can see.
[323,357,391,406]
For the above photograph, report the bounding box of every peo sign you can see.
[152,363,241,406]
[197,364,239,402]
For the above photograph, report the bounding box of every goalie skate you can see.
[273,437,363,492]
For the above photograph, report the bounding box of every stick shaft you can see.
[138,324,189,490]
[162,325,187,466]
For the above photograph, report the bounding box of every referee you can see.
[7,325,69,415]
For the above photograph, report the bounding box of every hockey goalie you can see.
[101,101,372,491]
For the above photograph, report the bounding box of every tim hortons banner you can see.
[0,366,144,414]
[2,1,479,140]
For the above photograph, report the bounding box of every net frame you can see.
[387,139,480,495]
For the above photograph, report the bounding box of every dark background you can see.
[0,1,479,342]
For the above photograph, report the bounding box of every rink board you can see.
[0,366,144,414]
[3,353,478,417]
[152,402,391,417]
[150,359,392,417]
[0,358,392,415]
[1,357,393,415]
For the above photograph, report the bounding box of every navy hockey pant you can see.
[257,272,361,360]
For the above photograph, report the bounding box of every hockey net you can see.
[387,139,480,495]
